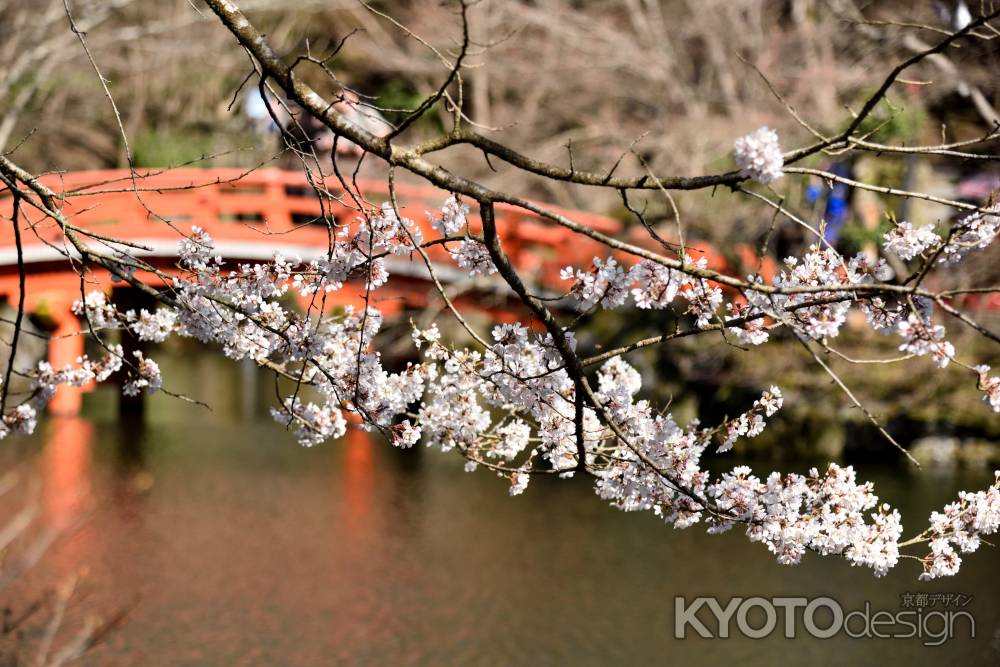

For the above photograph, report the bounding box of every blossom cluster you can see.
[450,239,496,276]
[918,473,1000,580]
[585,357,902,575]
[554,229,990,414]
[426,195,468,236]
[974,365,1000,412]
[559,242,901,349]
[733,126,784,185]
[897,313,955,368]
[66,204,431,447]
[883,205,1000,266]
[0,343,127,440]
[761,245,892,340]
[561,257,726,331]
[883,221,941,261]
[708,464,903,575]
[123,351,162,396]
[717,386,782,452]
[939,205,1000,264]
[416,321,597,486]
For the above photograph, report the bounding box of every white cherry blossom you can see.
[733,127,784,184]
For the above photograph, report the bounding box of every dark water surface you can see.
[8,353,1000,666]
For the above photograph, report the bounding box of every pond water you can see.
[6,351,1000,665]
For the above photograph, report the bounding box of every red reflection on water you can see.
[42,417,94,529]
[340,428,374,532]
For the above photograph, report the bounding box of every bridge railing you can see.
[0,169,621,289]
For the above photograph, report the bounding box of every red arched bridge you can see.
[0,168,652,413]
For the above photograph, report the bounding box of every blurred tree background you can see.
[3,1,997,221]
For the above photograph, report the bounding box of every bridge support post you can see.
[48,299,84,415]
[112,287,156,419]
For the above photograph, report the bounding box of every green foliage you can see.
[837,216,895,255]
[851,93,926,143]
[133,129,213,168]
[375,79,442,133]
[27,300,58,334]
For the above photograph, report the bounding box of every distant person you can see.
[243,87,279,137]
[804,161,853,246]
[935,1,972,31]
